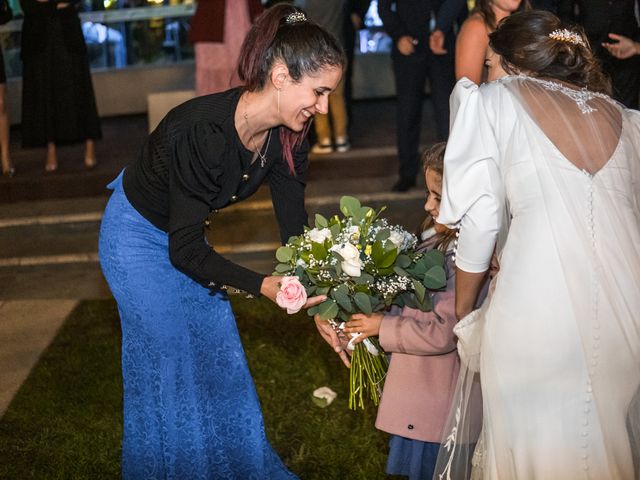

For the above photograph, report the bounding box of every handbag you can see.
[0,0,13,26]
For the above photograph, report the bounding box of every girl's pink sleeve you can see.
[378,288,458,356]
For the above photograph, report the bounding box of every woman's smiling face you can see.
[278,66,343,131]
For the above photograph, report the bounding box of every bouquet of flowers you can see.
[274,196,447,409]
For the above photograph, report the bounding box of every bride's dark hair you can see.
[489,10,611,94]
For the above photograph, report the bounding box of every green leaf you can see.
[422,249,445,269]
[375,228,390,242]
[274,263,291,273]
[411,260,428,277]
[340,196,361,216]
[315,214,328,228]
[329,223,342,238]
[419,295,434,312]
[371,240,385,265]
[318,299,339,320]
[276,246,294,263]
[423,265,447,289]
[331,284,352,309]
[354,272,374,285]
[393,266,409,277]
[353,292,373,314]
[307,305,319,316]
[379,248,398,269]
[331,287,354,313]
[354,206,373,224]
[396,254,412,268]
[311,242,327,261]
[316,286,331,296]
[412,279,426,303]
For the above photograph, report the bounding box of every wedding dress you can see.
[435,76,640,479]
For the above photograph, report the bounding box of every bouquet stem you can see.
[348,339,388,410]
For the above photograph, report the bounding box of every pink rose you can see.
[276,276,308,314]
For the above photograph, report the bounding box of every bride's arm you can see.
[455,269,488,319]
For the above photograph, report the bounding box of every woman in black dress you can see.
[19,0,101,171]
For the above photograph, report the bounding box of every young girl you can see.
[343,143,486,479]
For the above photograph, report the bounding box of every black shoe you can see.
[391,177,415,192]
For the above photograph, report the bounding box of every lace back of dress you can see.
[508,76,623,176]
[435,76,640,480]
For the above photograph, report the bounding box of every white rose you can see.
[331,243,362,277]
[388,230,405,250]
[308,227,332,244]
[346,225,360,241]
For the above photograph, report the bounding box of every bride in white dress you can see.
[435,10,640,480]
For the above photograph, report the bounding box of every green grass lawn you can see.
[0,297,395,479]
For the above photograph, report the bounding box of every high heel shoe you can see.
[2,166,15,178]
[45,162,58,173]
[84,157,97,170]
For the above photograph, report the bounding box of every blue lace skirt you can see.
[386,435,440,480]
[98,171,297,480]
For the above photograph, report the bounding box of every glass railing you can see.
[0,3,195,78]
[0,0,394,80]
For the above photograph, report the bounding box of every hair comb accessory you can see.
[548,29,587,48]
[285,11,307,24]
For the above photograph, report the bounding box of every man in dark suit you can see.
[379,0,466,192]
[559,0,640,109]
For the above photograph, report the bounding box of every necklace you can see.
[242,111,271,168]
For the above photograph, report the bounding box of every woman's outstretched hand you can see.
[314,314,351,368]
[260,275,326,309]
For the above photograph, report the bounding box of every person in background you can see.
[0,18,13,176]
[378,0,467,192]
[99,5,345,478]
[188,0,263,96]
[455,0,529,84]
[602,32,640,59]
[19,0,101,172]
[343,0,372,121]
[295,0,351,154]
[559,0,640,109]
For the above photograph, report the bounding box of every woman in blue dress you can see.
[98,5,345,479]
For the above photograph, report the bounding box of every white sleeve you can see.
[437,78,504,273]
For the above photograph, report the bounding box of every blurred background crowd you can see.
[0,0,638,186]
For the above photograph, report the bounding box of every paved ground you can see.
[0,97,441,416]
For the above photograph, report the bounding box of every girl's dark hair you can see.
[237,3,346,173]
[418,142,456,252]
[473,0,530,31]
[489,10,611,94]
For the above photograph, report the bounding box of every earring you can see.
[277,88,281,114]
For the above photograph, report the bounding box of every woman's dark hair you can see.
[489,10,611,94]
[473,0,530,31]
[237,3,346,173]
[418,142,456,253]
